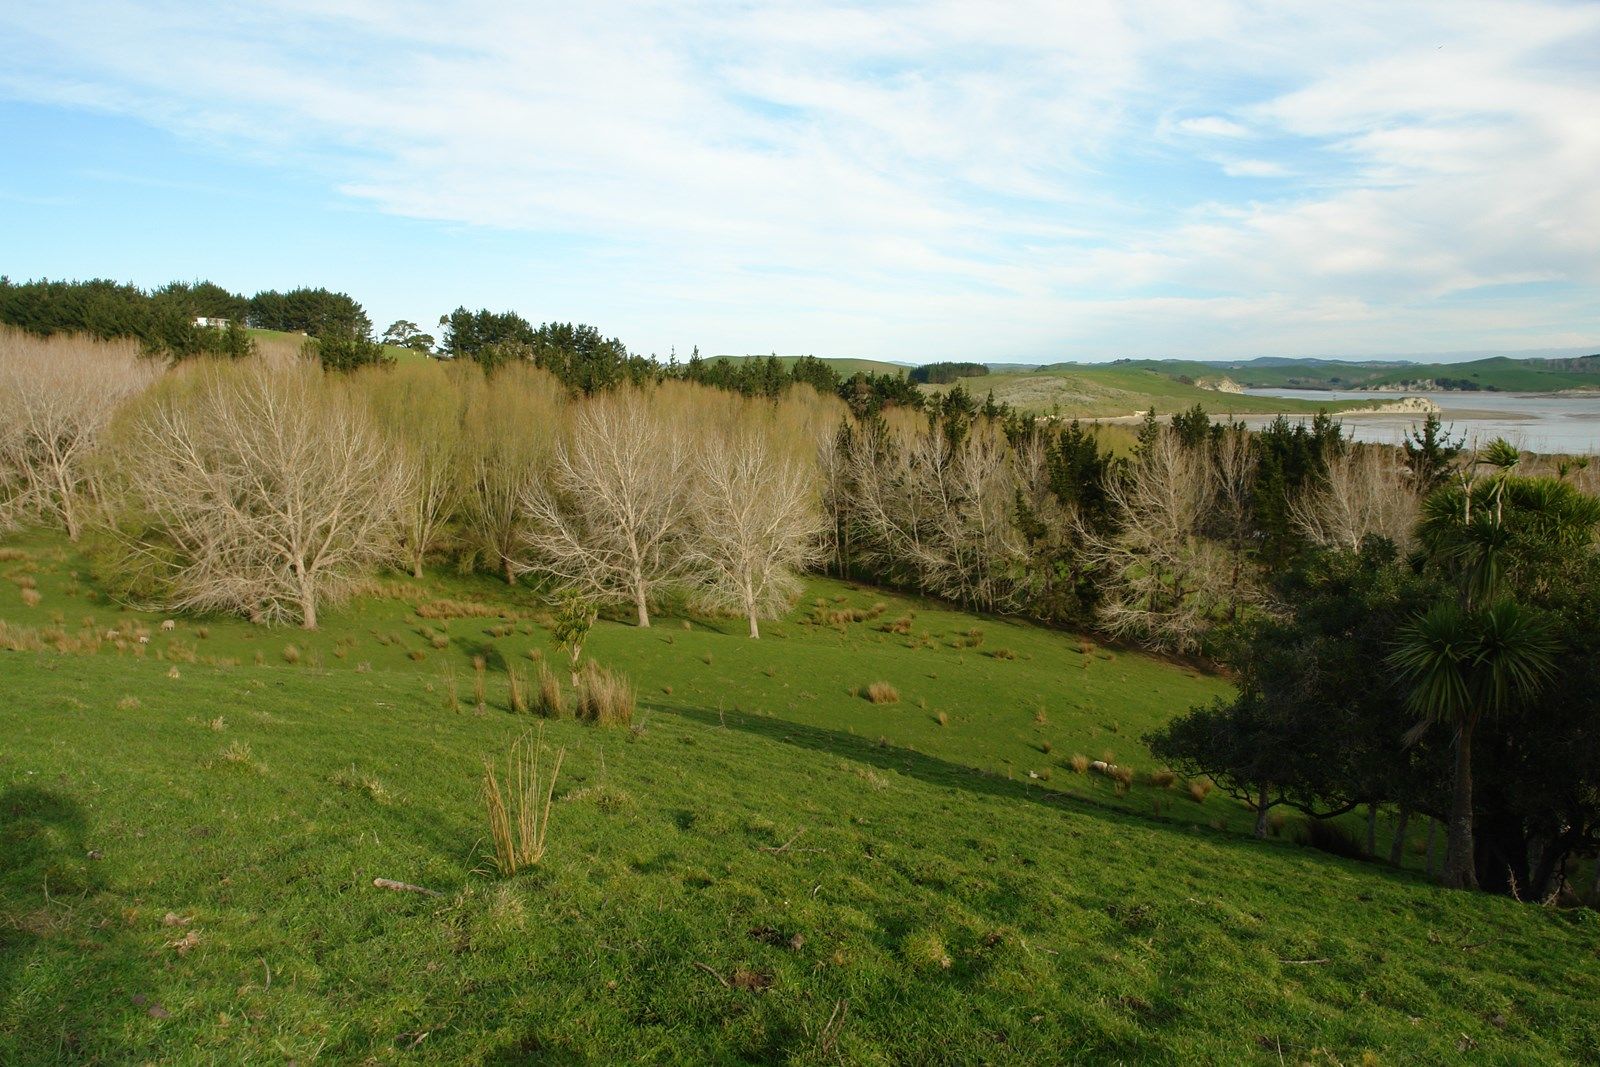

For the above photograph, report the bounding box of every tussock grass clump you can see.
[507,665,529,715]
[534,659,566,716]
[473,656,488,708]
[935,710,949,726]
[329,765,394,804]
[1069,754,1090,774]
[576,662,635,727]
[415,599,511,621]
[866,681,900,705]
[482,728,564,877]
[1149,769,1177,789]
[0,548,28,562]
[442,667,461,714]
[20,588,41,608]
[430,632,450,649]
[989,647,1016,660]
[117,695,141,711]
[408,648,427,662]
[281,644,301,665]
[881,615,914,635]
[219,741,254,765]
[1033,707,1048,726]
[1187,778,1214,803]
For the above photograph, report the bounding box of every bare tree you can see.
[686,419,827,638]
[1292,444,1419,552]
[109,361,406,628]
[0,329,159,539]
[519,388,688,626]
[844,411,1029,612]
[458,364,563,583]
[362,362,463,578]
[1077,430,1235,652]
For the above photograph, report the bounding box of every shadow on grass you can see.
[657,702,1427,885]
[0,786,150,1059]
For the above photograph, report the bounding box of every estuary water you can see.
[1239,389,1600,455]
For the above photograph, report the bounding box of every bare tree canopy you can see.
[106,361,406,628]
[362,361,464,578]
[519,387,688,626]
[0,328,159,539]
[1293,444,1419,552]
[686,416,827,638]
[458,364,564,583]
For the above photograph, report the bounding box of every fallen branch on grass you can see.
[373,877,442,897]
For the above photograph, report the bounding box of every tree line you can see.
[4,309,1598,902]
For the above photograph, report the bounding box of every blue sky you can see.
[2,1,1598,363]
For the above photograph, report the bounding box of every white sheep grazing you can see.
[160,619,176,632]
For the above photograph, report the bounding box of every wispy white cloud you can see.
[0,0,1597,359]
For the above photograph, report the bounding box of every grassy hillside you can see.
[923,366,1367,418]
[246,328,425,365]
[3,529,1598,1063]
[1069,356,1600,393]
[711,354,911,378]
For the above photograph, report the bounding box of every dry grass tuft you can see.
[20,588,42,609]
[408,648,427,662]
[1033,707,1048,726]
[1188,778,1214,803]
[329,764,394,804]
[989,647,1016,660]
[535,662,566,718]
[430,632,450,649]
[865,681,900,705]
[219,741,254,765]
[935,710,949,726]
[281,644,301,665]
[1069,753,1090,774]
[117,695,141,711]
[1149,769,1178,789]
[482,727,564,876]
[416,598,513,621]
[575,662,635,727]
[507,665,528,715]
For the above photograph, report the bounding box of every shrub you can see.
[482,728,564,876]
[576,662,634,727]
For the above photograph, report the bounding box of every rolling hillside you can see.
[3,528,1598,1063]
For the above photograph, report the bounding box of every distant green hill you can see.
[1038,354,1600,393]
[711,354,911,377]
[921,365,1368,417]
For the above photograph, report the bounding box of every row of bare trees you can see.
[822,406,1432,654]
[1,331,835,634]
[0,327,1503,649]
